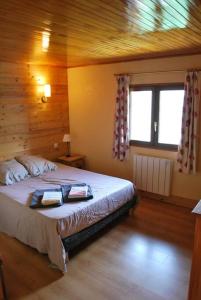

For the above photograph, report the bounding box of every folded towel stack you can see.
[41,191,63,206]
[68,185,88,199]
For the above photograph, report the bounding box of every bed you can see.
[0,163,137,272]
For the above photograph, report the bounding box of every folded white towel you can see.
[41,191,62,206]
[68,186,88,198]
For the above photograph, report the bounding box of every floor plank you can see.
[0,198,195,300]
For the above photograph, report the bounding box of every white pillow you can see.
[15,155,57,176]
[0,159,29,185]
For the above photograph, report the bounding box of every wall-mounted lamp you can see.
[63,133,71,157]
[42,31,50,52]
[41,84,51,103]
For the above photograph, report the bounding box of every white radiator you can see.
[133,155,173,196]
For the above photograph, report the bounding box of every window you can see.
[129,84,184,150]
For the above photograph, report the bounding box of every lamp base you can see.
[66,142,71,157]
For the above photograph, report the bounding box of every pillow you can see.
[15,155,57,176]
[0,159,29,185]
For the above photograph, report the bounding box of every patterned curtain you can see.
[177,71,200,174]
[113,75,130,161]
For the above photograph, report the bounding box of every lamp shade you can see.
[63,134,71,143]
[44,84,51,97]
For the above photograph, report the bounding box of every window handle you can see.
[154,121,158,132]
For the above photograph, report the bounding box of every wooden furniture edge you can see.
[57,154,85,162]
[188,202,201,300]
[0,257,8,300]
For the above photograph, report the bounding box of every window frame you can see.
[129,83,184,151]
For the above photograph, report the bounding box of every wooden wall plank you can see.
[0,62,69,161]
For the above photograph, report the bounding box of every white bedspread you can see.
[0,164,134,272]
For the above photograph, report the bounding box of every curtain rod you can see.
[114,68,201,76]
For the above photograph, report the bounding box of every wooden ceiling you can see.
[1,0,201,67]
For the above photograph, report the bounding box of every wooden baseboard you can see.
[139,190,199,209]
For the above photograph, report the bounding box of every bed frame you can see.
[62,195,138,252]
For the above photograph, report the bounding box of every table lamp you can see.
[63,134,71,157]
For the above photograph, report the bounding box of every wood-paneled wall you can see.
[0,62,69,161]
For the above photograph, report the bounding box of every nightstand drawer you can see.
[69,159,85,169]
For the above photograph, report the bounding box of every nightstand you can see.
[57,154,85,169]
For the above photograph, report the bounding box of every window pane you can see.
[158,90,184,145]
[130,91,152,142]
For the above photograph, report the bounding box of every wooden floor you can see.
[0,198,195,300]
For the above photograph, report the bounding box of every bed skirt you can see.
[62,195,138,252]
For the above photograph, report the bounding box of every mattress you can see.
[0,164,135,272]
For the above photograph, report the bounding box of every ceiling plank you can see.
[1,0,201,67]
